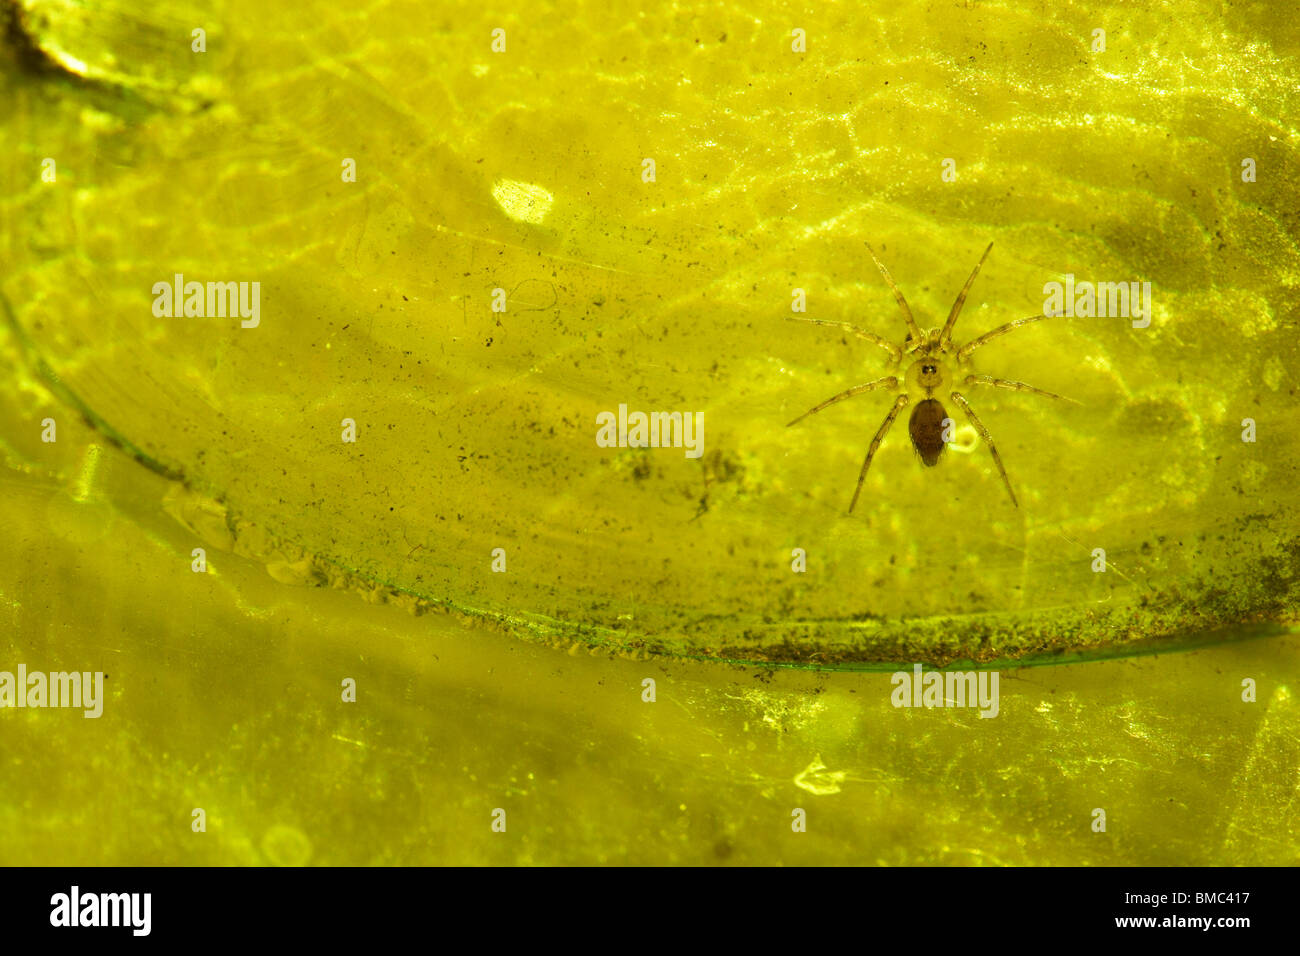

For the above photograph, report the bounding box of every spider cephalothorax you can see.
[788,243,1074,511]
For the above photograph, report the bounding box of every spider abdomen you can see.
[908,398,947,466]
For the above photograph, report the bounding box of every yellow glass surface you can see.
[0,0,1296,864]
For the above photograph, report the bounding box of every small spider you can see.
[788,242,1075,511]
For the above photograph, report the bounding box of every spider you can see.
[787,242,1074,511]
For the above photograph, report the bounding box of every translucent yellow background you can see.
[0,0,1297,864]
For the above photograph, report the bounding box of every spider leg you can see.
[957,312,1064,362]
[787,376,899,427]
[949,391,1018,508]
[786,317,901,363]
[962,374,1080,404]
[865,243,925,345]
[849,394,909,513]
[939,241,993,348]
